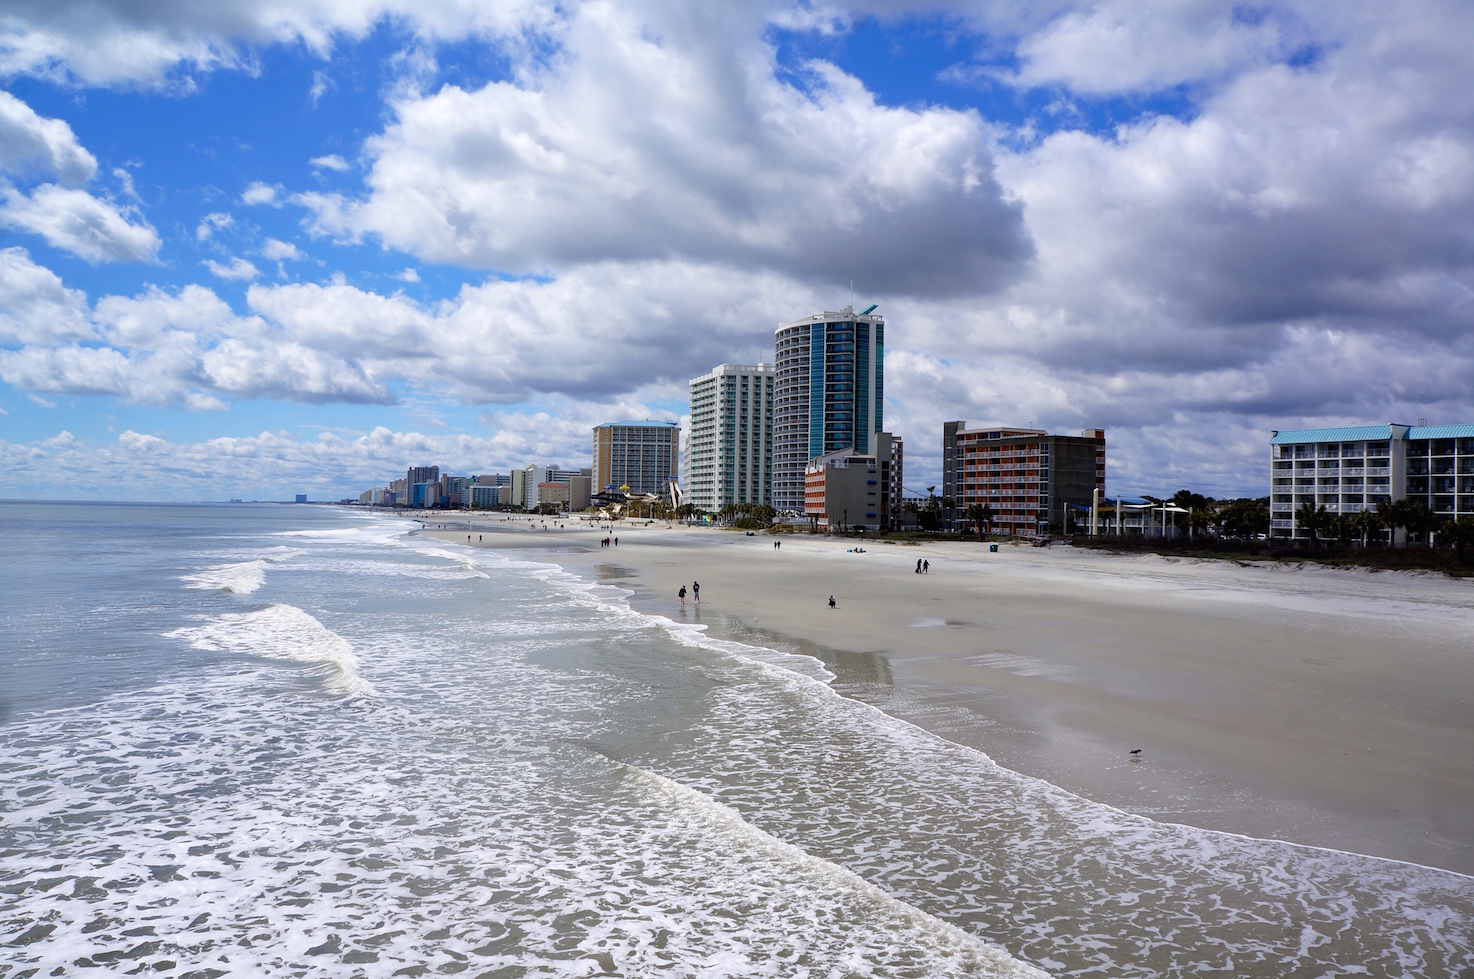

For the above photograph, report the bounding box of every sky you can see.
[1,0,1471,502]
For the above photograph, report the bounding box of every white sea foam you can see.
[181,558,268,593]
[165,603,374,696]
[180,546,305,594]
[11,512,1462,979]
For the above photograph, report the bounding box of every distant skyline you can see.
[2,1,1472,501]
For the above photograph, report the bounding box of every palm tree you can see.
[1350,507,1382,547]
[1404,499,1438,547]
[1294,500,1328,545]
[1441,515,1474,561]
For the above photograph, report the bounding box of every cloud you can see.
[0,0,558,88]
[309,153,349,171]
[0,247,93,344]
[261,237,303,261]
[392,267,420,282]
[3,1,1474,501]
[298,2,1032,297]
[202,257,261,280]
[196,211,234,240]
[241,181,281,206]
[1,183,161,262]
[0,90,97,185]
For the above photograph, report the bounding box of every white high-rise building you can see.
[685,363,775,512]
[773,305,885,514]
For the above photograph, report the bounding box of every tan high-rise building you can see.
[593,421,680,497]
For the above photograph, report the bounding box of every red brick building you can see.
[941,424,1106,534]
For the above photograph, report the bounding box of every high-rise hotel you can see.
[772,305,885,514]
[684,364,775,512]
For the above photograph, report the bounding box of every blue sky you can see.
[2,1,1472,501]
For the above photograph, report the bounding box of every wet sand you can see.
[425,516,1474,875]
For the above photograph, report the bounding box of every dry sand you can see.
[425,515,1474,875]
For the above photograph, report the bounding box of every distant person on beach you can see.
[916,558,922,574]
[679,585,687,608]
[615,537,619,546]
[923,559,930,574]
[828,595,836,608]
[692,581,700,604]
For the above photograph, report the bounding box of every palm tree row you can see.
[1294,497,1474,550]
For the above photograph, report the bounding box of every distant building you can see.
[441,474,473,509]
[1268,423,1474,540]
[294,494,308,503]
[773,305,885,514]
[592,421,680,497]
[470,484,503,508]
[537,481,571,508]
[567,474,592,510]
[803,432,900,532]
[508,466,551,509]
[685,363,775,512]
[407,466,439,489]
[941,424,1106,534]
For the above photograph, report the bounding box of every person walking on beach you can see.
[614,537,619,546]
[678,585,687,609]
[828,595,837,608]
[923,559,930,574]
[916,558,922,574]
[692,581,700,604]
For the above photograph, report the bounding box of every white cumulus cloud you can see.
[202,257,261,280]
[1,183,160,263]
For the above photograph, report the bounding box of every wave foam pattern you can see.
[503,540,1474,978]
[2,518,1041,978]
[0,660,1038,977]
[638,645,1474,978]
[166,603,374,696]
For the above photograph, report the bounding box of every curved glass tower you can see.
[772,305,884,514]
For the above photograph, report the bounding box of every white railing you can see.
[1271,519,1294,528]
[1365,468,1390,476]
[1343,468,1364,476]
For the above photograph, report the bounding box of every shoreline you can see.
[419,515,1474,876]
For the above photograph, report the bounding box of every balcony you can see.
[1365,467,1390,477]
[1342,468,1364,477]
[1271,519,1294,529]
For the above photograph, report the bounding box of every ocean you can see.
[2,501,1471,977]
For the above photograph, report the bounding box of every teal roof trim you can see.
[1408,424,1474,440]
[1269,425,1396,444]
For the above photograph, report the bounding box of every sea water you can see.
[2,502,1471,978]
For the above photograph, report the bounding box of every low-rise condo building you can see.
[941,424,1106,534]
[803,432,900,532]
[685,363,775,512]
[1269,423,1474,539]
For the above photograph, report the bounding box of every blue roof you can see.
[1269,423,1474,444]
[1409,424,1474,440]
[1269,425,1397,444]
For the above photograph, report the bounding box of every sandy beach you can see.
[424,516,1474,876]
